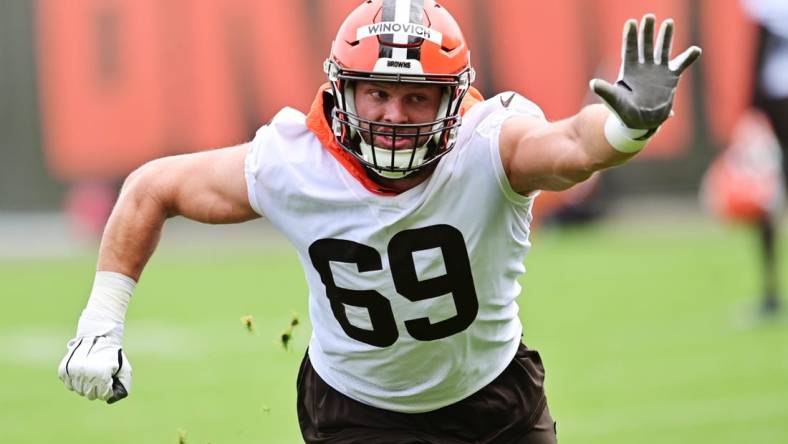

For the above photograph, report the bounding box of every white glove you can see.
[58,334,131,403]
[58,272,136,404]
[590,14,701,153]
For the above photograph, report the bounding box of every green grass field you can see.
[1,218,787,443]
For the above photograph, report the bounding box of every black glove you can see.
[590,14,701,131]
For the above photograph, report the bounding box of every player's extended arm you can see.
[58,144,259,404]
[500,14,701,194]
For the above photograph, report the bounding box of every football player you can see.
[742,0,788,315]
[58,1,700,442]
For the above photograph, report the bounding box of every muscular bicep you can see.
[499,105,627,195]
[132,144,260,224]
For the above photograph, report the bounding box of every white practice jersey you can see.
[245,92,544,413]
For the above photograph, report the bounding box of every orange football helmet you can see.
[325,0,475,178]
[700,110,785,222]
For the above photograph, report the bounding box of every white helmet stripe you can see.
[366,0,430,60]
[391,0,413,59]
[394,0,413,24]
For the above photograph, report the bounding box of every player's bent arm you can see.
[98,143,259,281]
[58,144,259,404]
[499,104,636,195]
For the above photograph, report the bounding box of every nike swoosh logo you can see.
[500,92,516,108]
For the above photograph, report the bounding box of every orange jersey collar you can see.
[305,83,483,195]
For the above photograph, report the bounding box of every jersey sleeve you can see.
[244,107,310,217]
[244,129,268,216]
[469,92,545,206]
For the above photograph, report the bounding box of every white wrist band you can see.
[76,271,136,340]
[603,114,656,153]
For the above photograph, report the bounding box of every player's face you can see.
[354,81,443,150]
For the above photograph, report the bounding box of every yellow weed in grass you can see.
[241,315,255,333]
[281,312,300,350]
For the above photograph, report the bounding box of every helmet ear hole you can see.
[429,87,451,146]
[344,82,357,116]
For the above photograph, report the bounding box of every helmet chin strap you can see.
[344,83,451,179]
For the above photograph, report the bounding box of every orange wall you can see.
[36,0,752,181]
[700,0,758,147]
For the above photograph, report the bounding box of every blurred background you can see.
[1,0,787,443]
[0,0,754,214]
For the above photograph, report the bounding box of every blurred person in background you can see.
[743,0,788,315]
[55,1,699,442]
